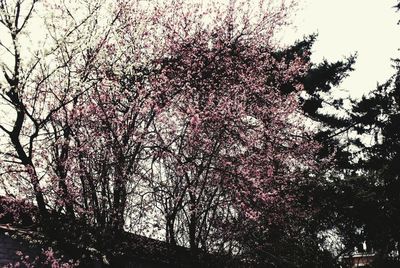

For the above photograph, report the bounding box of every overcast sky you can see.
[282,0,400,99]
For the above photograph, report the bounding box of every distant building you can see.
[342,252,375,268]
[0,223,244,268]
[0,224,189,268]
[0,224,41,267]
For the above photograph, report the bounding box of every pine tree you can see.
[307,2,400,265]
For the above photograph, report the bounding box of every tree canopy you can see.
[0,0,399,267]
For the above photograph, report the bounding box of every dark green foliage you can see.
[300,55,355,128]
[308,3,400,263]
[345,61,400,262]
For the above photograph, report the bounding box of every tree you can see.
[0,0,123,223]
[295,2,400,266]
[344,61,400,263]
[144,16,358,268]
[0,0,343,266]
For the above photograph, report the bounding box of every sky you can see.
[283,0,400,99]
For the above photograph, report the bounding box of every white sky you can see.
[283,0,400,99]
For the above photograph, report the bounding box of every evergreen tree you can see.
[348,61,400,264]
[305,2,400,265]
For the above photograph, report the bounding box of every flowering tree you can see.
[0,0,325,265]
[0,0,119,221]
[131,0,322,261]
